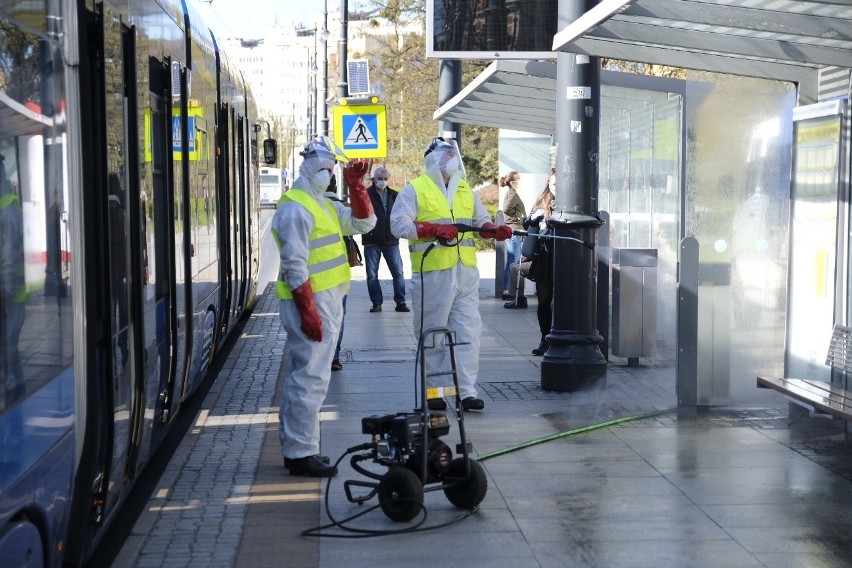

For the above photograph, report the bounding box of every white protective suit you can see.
[273,147,375,459]
[389,141,491,400]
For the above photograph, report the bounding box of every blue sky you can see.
[192,0,327,39]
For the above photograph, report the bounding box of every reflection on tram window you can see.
[0,22,72,412]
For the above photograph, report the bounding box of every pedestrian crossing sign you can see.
[333,103,387,159]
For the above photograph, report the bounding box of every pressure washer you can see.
[303,218,603,536]
[341,327,487,522]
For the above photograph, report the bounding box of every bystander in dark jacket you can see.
[362,167,409,313]
[363,178,399,246]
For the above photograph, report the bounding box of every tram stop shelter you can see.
[434,0,852,415]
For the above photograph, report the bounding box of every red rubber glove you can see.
[415,222,458,241]
[343,160,373,218]
[291,281,322,342]
[480,222,513,241]
[343,159,369,192]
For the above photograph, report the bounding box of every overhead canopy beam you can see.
[552,0,852,104]
[0,91,53,140]
[432,61,689,135]
[433,60,557,135]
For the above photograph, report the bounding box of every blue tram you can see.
[0,0,273,564]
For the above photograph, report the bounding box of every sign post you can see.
[332,98,387,159]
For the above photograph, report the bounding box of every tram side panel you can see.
[184,28,220,398]
[1,0,260,565]
[0,3,76,567]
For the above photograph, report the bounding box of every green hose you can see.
[475,408,674,462]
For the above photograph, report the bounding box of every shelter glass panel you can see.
[599,87,682,351]
[786,111,843,381]
[685,73,795,405]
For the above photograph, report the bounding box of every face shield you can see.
[424,137,466,186]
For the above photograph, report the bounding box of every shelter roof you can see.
[552,0,852,103]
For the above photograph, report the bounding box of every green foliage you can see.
[0,22,41,103]
[602,59,686,79]
[361,1,498,188]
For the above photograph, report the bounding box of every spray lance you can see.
[448,223,597,250]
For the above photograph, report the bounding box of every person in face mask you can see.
[390,137,514,412]
[361,166,409,313]
[271,137,376,477]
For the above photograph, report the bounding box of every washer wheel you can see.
[378,466,423,522]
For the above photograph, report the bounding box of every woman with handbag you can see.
[518,170,556,356]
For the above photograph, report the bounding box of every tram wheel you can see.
[377,467,423,522]
[443,458,487,510]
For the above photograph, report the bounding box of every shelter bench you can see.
[757,324,852,421]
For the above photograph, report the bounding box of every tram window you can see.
[0,25,72,412]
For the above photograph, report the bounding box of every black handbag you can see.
[526,239,552,283]
[345,236,362,267]
[521,225,539,258]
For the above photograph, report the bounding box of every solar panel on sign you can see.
[347,60,370,95]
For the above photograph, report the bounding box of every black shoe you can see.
[461,397,485,411]
[370,304,382,313]
[532,341,549,356]
[331,359,343,371]
[286,455,338,477]
[427,398,447,411]
[395,303,411,312]
[504,298,528,309]
[502,293,514,301]
[284,455,330,467]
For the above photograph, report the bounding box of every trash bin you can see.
[611,248,658,365]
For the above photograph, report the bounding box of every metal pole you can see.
[336,0,348,196]
[305,45,314,140]
[541,0,607,391]
[312,30,319,137]
[437,60,462,147]
[290,113,296,184]
[320,0,329,137]
[337,0,348,100]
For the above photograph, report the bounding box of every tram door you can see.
[227,109,239,325]
[142,58,179,452]
[786,100,850,381]
[233,113,247,318]
[217,104,233,338]
[100,13,135,513]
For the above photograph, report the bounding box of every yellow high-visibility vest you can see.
[408,175,477,273]
[0,192,27,303]
[272,189,350,299]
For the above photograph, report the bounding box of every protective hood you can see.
[297,136,348,195]
[423,137,466,193]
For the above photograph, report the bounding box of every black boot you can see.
[286,455,338,477]
[503,297,528,309]
[461,397,485,411]
[532,341,549,356]
[284,455,330,467]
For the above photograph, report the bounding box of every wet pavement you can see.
[112,247,852,568]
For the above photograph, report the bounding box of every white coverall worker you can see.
[389,138,512,411]
[271,138,374,477]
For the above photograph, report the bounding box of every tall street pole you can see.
[542,0,607,391]
[337,0,348,101]
[438,60,462,147]
[336,0,348,196]
[320,0,329,137]
[307,45,315,140]
[312,30,319,138]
